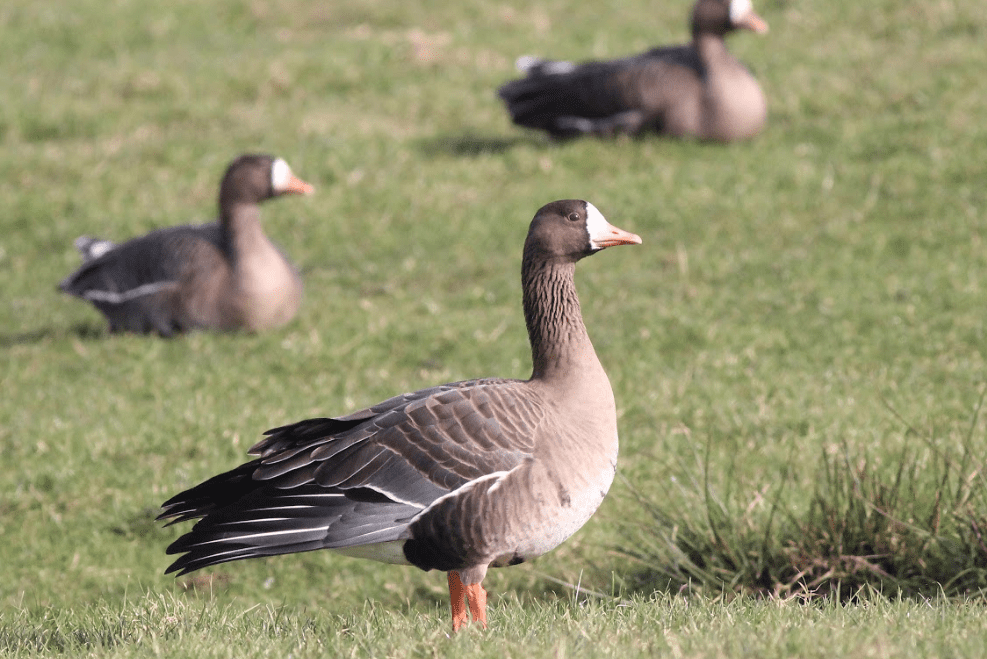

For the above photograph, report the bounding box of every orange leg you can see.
[448,571,468,631]
[447,571,488,631]
[465,581,488,629]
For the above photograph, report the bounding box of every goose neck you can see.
[219,203,265,262]
[693,32,732,63]
[522,257,596,382]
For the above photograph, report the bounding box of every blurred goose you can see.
[498,0,768,142]
[59,154,313,336]
[158,200,641,631]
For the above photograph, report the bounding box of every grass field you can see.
[2,0,986,656]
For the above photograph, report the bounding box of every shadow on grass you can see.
[0,322,106,348]
[418,130,696,157]
[408,584,449,609]
[416,133,534,157]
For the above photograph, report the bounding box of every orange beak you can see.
[737,10,769,34]
[283,174,315,195]
[598,223,643,248]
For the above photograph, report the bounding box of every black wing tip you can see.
[162,540,247,575]
[163,555,206,577]
[157,491,214,523]
[155,509,176,523]
[57,273,82,295]
[497,80,517,102]
[156,509,201,526]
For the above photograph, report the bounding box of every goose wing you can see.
[59,223,223,333]
[498,45,702,137]
[158,378,545,574]
[60,223,223,300]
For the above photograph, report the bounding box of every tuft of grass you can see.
[621,389,987,599]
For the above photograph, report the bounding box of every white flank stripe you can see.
[410,468,516,523]
[360,485,428,509]
[82,281,177,304]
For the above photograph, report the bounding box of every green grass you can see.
[2,0,986,656]
[4,592,987,659]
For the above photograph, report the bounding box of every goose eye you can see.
[566,212,580,222]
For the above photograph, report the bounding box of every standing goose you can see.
[498,0,768,142]
[59,154,313,336]
[158,200,641,631]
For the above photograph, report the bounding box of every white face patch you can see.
[730,0,753,24]
[271,158,292,193]
[584,202,612,251]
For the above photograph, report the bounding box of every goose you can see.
[58,154,313,336]
[158,200,642,631]
[498,0,768,142]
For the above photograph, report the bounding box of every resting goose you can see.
[498,0,768,142]
[158,200,641,631]
[58,154,313,336]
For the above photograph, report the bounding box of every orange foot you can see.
[448,571,488,631]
